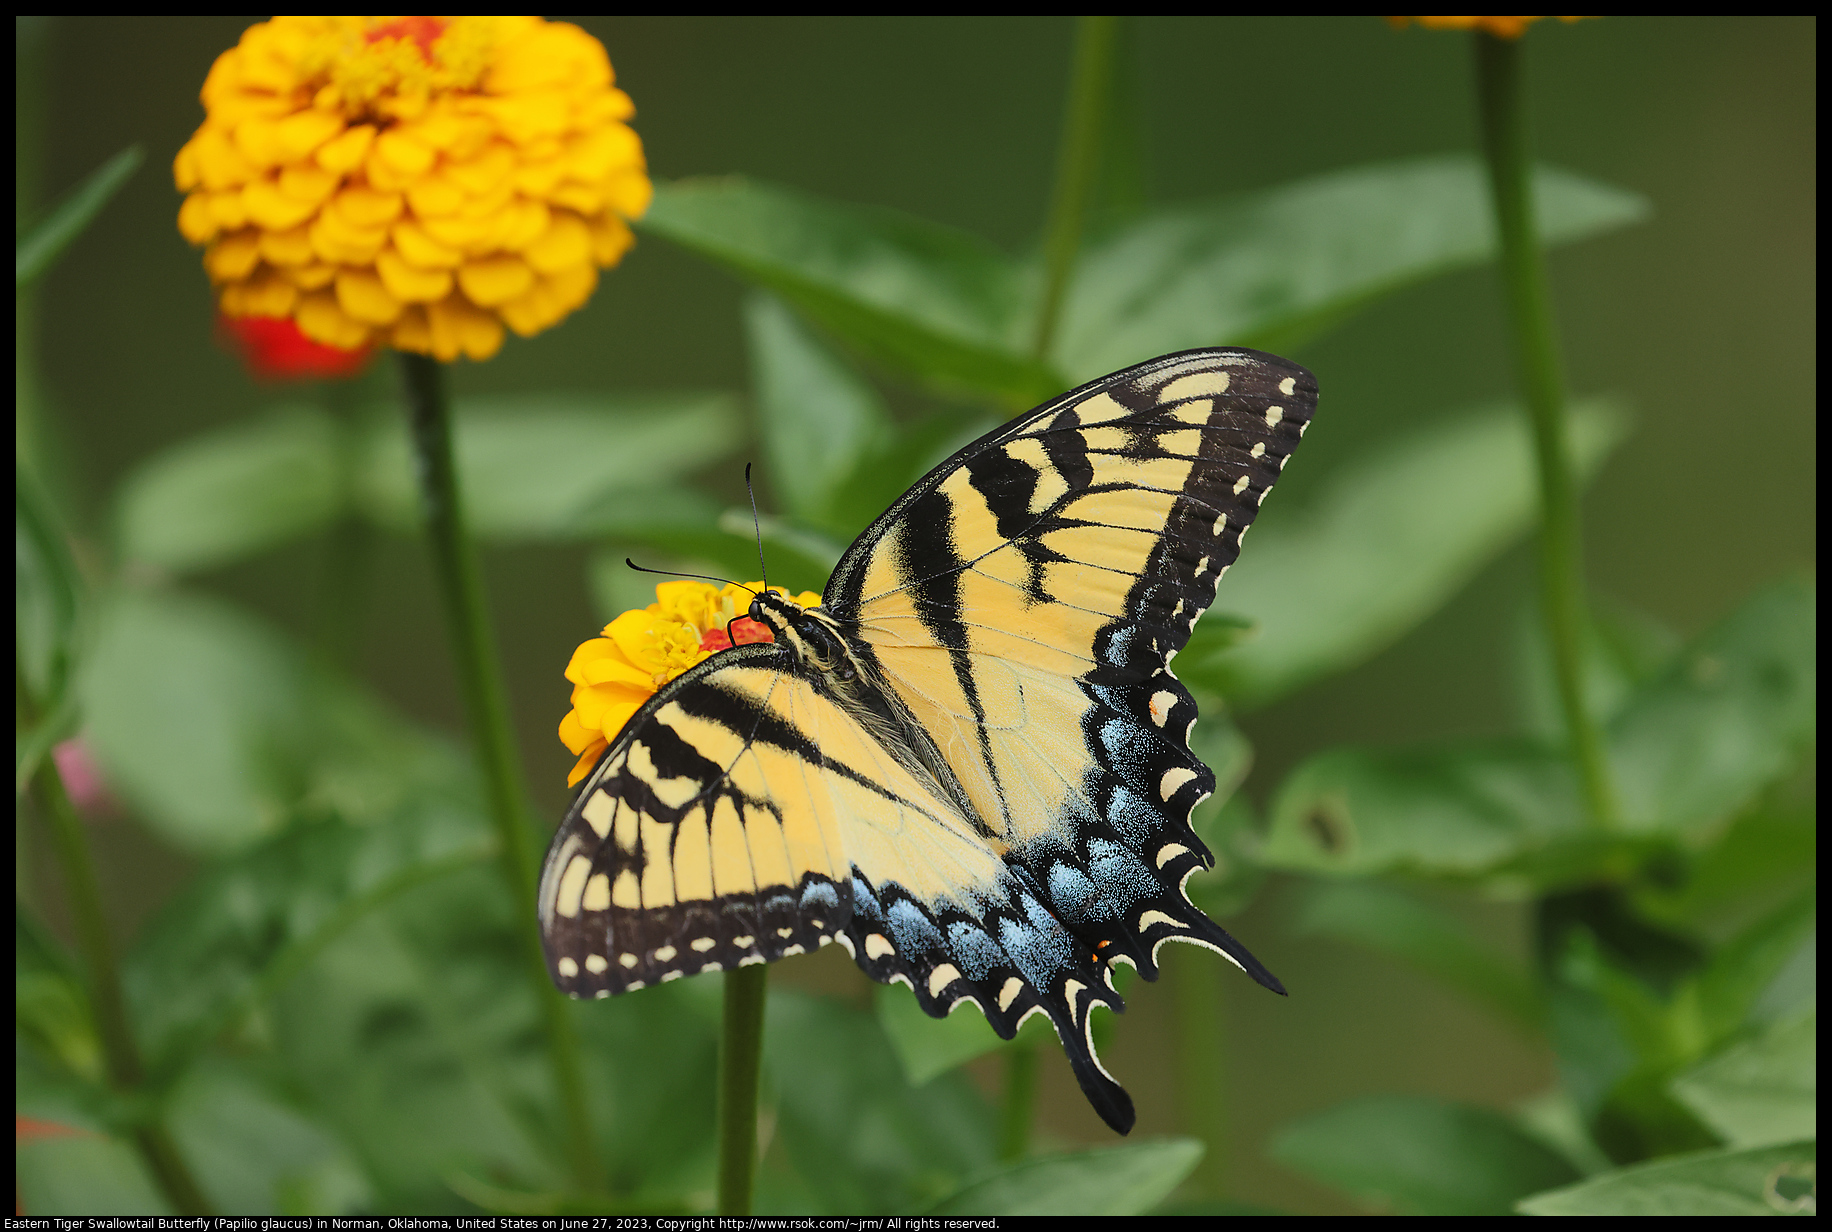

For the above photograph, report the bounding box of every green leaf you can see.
[764,989,996,1214]
[924,1139,1205,1216]
[168,1059,374,1215]
[80,588,311,854]
[745,291,893,533]
[642,177,1058,407]
[1260,576,1818,885]
[354,392,740,540]
[265,871,566,1210]
[1693,886,1818,1049]
[1607,573,1815,838]
[1512,599,1683,744]
[15,1127,171,1215]
[115,407,346,574]
[1055,157,1648,383]
[15,145,143,288]
[1270,1095,1580,1215]
[1180,398,1628,709]
[1261,739,1585,880]
[1515,1140,1816,1216]
[874,983,1053,1088]
[16,907,104,1086]
[124,754,493,1078]
[1292,881,1541,1031]
[1672,1009,1816,1149]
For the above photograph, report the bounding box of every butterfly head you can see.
[747,590,855,681]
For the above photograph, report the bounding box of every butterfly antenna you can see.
[745,462,770,593]
[623,558,756,596]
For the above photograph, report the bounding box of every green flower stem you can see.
[312,374,378,672]
[997,1039,1038,1162]
[395,352,601,1192]
[716,963,769,1215]
[1473,32,1619,830]
[997,15,1124,1146]
[1031,14,1119,362]
[18,669,213,1215]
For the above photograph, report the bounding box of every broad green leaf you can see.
[1292,881,1540,1031]
[15,1129,170,1216]
[1261,576,1817,884]
[1513,599,1683,744]
[125,761,493,1077]
[355,393,740,540]
[1056,157,1649,382]
[1180,399,1627,709]
[80,588,311,854]
[169,1060,373,1215]
[1693,887,1817,1049]
[1607,573,1815,838]
[267,862,718,1211]
[15,145,143,288]
[1261,739,1585,880]
[1672,1010,1816,1149]
[1270,1095,1580,1215]
[115,407,345,574]
[568,484,726,541]
[746,291,893,533]
[764,990,996,1215]
[924,1139,1204,1216]
[642,177,1058,407]
[817,404,1001,543]
[1515,1140,1816,1216]
[266,873,564,1210]
[874,983,1052,1088]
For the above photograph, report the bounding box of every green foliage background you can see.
[17,16,1815,1216]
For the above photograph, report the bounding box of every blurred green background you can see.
[21,16,1815,1214]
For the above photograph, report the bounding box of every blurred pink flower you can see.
[53,737,119,816]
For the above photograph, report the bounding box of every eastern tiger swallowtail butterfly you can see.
[539,347,1316,1134]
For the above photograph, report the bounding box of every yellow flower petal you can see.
[334,267,404,325]
[295,289,372,350]
[314,125,376,175]
[258,224,315,267]
[242,177,318,231]
[328,185,405,230]
[205,230,262,282]
[523,211,591,274]
[391,218,464,269]
[375,247,454,303]
[177,193,220,244]
[279,162,341,206]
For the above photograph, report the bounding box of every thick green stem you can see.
[716,963,769,1215]
[998,1038,1038,1162]
[1473,32,1619,830]
[20,672,213,1215]
[1031,15,1118,362]
[395,352,601,1191]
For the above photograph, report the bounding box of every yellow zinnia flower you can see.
[559,580,823,787]
[174,16,652,362]
[1386,16,1592,39]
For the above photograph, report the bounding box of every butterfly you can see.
[538,347,1316,1134]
